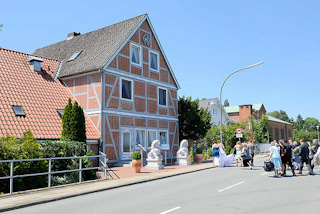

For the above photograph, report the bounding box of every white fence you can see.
[255,143,270,153]
[0,152,113,194]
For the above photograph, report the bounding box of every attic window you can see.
[56,109,64,119]
[68,51,82,61]
[12,106,25,117]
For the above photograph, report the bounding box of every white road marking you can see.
[218,181,244,192]
[261,172,270,176]
[160,206,181,214]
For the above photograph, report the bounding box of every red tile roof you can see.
[0,48,100,140]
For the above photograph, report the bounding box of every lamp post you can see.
[219,62,264,144]
[317,125,319,143]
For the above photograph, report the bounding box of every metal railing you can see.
[255,143,270,154]
[0,152,110,194]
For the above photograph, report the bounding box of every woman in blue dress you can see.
[268,141,282,177]
[212,140,220,167]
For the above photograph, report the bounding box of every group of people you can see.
[211,140,256,169]
[268,139,320,177]
[233,141,256,169]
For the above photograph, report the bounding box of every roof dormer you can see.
[28,56,43,72]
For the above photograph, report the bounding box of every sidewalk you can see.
[0,153,268,212]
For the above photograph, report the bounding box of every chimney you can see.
[67,32,81,40]
[28,56,43,72]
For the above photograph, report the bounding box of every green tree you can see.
[61,99,86,142]
[61,98,73,140]
[223,99,229,107]
[267,110,290,123]
[303,117,320,132]
[178,96,211,142]
[0,24,3,31]
[294,114,304,130]
[252,115,269,143]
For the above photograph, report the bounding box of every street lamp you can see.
[317,125,319,143]
[219,62,264,144]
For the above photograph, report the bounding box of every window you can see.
[56,109,64,119]
[68,51,82,61]
[135,130,146,149]
[121,78,132,100]
[281,129,285,139]
[148,130,157,148]
[131,44,141,66]
[275,128,279,140]
[158,88,167,106]
[159,131,168,145]
[149,51,159,71]
[12,106,25,117]
[288,129,292,137]
[123,132,131,153]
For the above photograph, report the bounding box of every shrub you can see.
[196,148,203,154]
[189,147,194,162]
[131,151,141,160]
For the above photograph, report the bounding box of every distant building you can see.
[225,104,293,142]
[198,98,237,126]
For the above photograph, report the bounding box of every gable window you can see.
[131,44,141,66]
[158,88,167,106]
[12,106,25,117]
[149,51,159,71]
[121,78,132,101]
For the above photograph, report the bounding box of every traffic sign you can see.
[236,134,243,138]
[236,128,242,134]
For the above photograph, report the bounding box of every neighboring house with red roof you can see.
[0,48,101,153]
[30,14,180,164]
[224,104,293,142]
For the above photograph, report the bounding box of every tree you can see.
[252,115,269,143]
[267,110,290,123]
[303,117,320,132]
[178,96,211,142]
[61,98,73,140]
[0,24,3,31]
[294,114,304,130]
[223,99,229,107]
[61,99,86,142]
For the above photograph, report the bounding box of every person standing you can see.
[212,141,220,167]
[241,143,252,169]
[234,141,242,166]
[283,139,296,176]
[247,141,256,166]
[298,140,314,175]
[313,139,319,154]
[268,141,282,177]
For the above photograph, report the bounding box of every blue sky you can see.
[1,0,320,121]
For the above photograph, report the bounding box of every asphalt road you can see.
[5,157,320,214]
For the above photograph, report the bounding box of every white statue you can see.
[175,139,191,165]
[176,139,189,157]
[147,140,162,159]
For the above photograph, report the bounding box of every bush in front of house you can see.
[0,130,47,193]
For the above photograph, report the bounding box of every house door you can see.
[120,128,133,160]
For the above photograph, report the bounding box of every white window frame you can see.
[159,130,169,146]
[130,43,142,67]
[120,77,133,101]
[134,129,146,150]
[122,131,132,154]
[147,129,158,149]
[158,87,167,107]
[149,50,160,72]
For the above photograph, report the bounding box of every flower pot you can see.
[196,154,203,163]
[132,159,142,173]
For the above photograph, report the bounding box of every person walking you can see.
[247,141,256,166]
[298,140,314,175]
[268,141,282,177]
[283,139,296,176]
[234,141,242,166]
[279,140,287,176]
